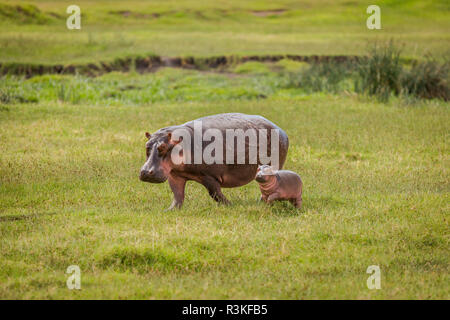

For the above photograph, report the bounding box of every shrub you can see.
[355,41,403,102]
[401,58,449,101]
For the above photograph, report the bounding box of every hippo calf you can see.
[140,113,289,210]
[255,165,303,208]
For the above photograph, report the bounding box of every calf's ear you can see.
[145,132,151,139]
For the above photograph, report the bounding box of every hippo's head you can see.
[255,165,276,183]
[139,129,180,184]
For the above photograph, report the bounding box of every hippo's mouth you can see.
[139,171,168,183]
[255,175,267,183]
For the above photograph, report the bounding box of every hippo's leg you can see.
[290,197,302,209]
[166,175,186,210]
[259,194,270,203]
[201,176,230,205]
[266,193,280,205]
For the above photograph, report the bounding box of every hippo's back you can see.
[186,113,283,132]
[185,113,288,168]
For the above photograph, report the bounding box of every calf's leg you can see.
[266,193,280,205]
[290,196,302,209]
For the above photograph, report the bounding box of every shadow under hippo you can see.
[139,113,289,210]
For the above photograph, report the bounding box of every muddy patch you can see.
[251,9,287,17]
[109,10,160,19]
[0,212,57,222]
[0,55,360,78]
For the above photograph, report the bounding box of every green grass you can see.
[0,0,448,300]
[233,61,271,74]
[0,0,449,64]
[0,70,275,105]
[0,69,448,299]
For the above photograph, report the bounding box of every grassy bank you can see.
[0,0,449,64]
[1,51,448,105]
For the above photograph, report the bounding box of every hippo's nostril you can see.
[149,170,154,175]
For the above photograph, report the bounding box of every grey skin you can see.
[139,113,289,210]
[255,165,303,208]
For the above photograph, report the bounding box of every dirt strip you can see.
[0,54,360,78]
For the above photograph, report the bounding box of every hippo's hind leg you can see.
[290,196,302,209]
[166,175,187,210]
[201,176,230,205]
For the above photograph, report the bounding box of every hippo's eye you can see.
[157,143,169,156]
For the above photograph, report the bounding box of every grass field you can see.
[0,0,449,64]
[0,68,449,299]
[0,0,449,300]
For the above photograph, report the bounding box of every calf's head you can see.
[255,165,276,183]
[139,130,180,183]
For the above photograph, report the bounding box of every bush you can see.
[355,41,403,102]
[401,58,449,101]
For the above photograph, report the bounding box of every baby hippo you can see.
[255,165,303,208]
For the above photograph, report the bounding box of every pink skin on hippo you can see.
[139,113,289,210]
[255,165,303,208]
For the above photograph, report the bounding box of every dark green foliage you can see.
[401,58,449,101]
[355,42,403,103]
[282,42,449,102]
[355,42,449,102]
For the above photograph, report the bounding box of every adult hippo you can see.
[139,113,289,210]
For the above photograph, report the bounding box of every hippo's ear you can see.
[145,132,151,139]
[167,132,182,145]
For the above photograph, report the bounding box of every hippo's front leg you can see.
[166,175,186,210]
[266,193,280,205]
